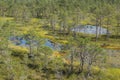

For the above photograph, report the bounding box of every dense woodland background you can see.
[1,0,120,38]
[0,0,120,80]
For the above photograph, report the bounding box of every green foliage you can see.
[0,0,120,80]
[99,68,120,80]
[10,46,29,59]
[40,46,53,55]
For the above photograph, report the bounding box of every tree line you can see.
[1,0,119,40]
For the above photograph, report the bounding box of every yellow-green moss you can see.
[9,45,29,54]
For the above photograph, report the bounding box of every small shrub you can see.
[9,45,29,59]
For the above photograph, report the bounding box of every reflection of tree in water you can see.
[53,42,61,51]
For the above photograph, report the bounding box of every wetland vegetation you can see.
[0,0,120,80]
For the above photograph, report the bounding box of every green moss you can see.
[100,68,120,80]
[9,45,29,59]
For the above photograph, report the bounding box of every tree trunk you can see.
[70,48,74,73]
[96,18,99,41]
[87,61,92,78]
[79,52,84,73]
[106,18,110,40]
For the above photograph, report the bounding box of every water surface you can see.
[72,25,108,35]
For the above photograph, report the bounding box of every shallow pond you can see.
[72,25,108,35]
[9,36,61,51]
